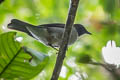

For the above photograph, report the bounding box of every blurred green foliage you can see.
[77,54,91,63]
[0,0,120,80]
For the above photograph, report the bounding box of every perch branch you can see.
[51,0,80,80]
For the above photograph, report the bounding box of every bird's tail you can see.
[7,19,35,33]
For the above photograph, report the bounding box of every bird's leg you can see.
[48,43,59,51]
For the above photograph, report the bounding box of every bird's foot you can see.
[48,43,59,51]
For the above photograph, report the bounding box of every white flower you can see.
[102,40,120,67]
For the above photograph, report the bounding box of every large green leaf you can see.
[0,32,49,79]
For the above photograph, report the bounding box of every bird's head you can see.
[74,24,91,36]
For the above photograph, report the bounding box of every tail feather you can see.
[8,19,35,32]
[7,19,35,37]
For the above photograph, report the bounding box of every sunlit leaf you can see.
[0,32,49,79]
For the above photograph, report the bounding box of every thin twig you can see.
[88,61,113,72]
[88,61,120,80]
[51,0,80,80]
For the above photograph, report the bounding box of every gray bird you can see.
[8,19,91,49]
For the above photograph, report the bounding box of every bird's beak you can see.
[86,31,92,35]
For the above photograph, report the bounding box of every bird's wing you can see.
[26,26,49,44]
[39,23,65,28]
[38,23,65,39]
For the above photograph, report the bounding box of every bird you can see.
[8,19,91,50]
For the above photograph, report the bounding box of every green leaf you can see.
[0,32,49,79]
